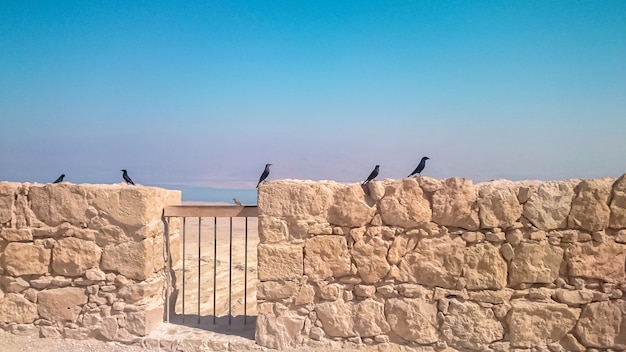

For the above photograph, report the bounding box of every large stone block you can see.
[432,178,480,230]
[51,237,102,276]
[258,215,288,243]
[126,303,163,336]
[0,228,33,242]
[568,178,613,231]
[477,182,523,229]
[385,297,438,344]
[610,174,626,228]
[101,238,155,280]
[576,301,626,348]
[0,182,20,224]
[522,180,579,230]
[316,300,356,337]
[398,235,465,288]
[379,178,431,228]
[509,242,563,286]
[256,309,306,349]
[2,242,51,276]
[566,241,626,282]
[0,293,38,323]
[441,299,504,350]
[37,287,88,322]
[463,243,507,290]
[353,299,390,337]
[258,180,333,219]
[507,300,581,348]
[351,235,390,284]
[328,184,376,227]
[258,244,303,281]
[118,277,164,304]
[29,184,90,226]
[304,236,351,280]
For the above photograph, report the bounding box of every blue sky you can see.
[1,1,625,188]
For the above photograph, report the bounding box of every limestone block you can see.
[0,276,29,293]
[319,283,341,301]
[351,236,390,284]
[354,285,377,298]
[256,312,306,349]
[398,235,465,289]
[568,178,613,231]
[37,287,88,322]
[118,277,164,304]
[258,215,288,243]
[353,299,390,337]
[379,178,432,228]
[554,289,594,306]
[431,177,480,230]
[366,180,386,200]
[101,238,155,280]
[509,242,563,286]
[97,316,119,340]
[258,244,303,281]
[257,281,299,300]
[522,180,579,230]
[294,284,315,305]
[85,268,106,281]
[95,225,131,246]
[0,182,20,223]
[467,289,513,304]
[316,300,356,337]
[257,180,333,219]
[385,297,438,344]
[126,303,163,336]
[463,243,507,290]
[566,241,626,282]
[575,300,626,348]
[0,228,33,241]
[387,234,417,265]
[51,237,102,276]
[328,183,376,227]
[441,299,504,350]
[304,236,351,280]
[2,242,51,276]
[560,333,586,352]
[478,182,523,229]
[0,293,38,323]
[29,184,90,226]
[610,174,626,228]
[397,284,432,299]
[507,300,581,348]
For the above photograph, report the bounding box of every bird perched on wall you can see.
[233,198,242,206]
[53,174,65,183]
[362,165,380,185]
[121,169,135,185]
[257,164,272,188]
[408,156,430,177]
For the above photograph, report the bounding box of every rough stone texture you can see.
[256,308,306,349]
[509,242,563,286]
[566,241,626,282]
[507,300,581,348]
[328,184,376,227]
[258,244,303,281]
[478,182,523,229]
[51,237,102,276]
[379,178,432,228]
[610,174,626,228]
[568,178,613,231]
[0,293,38,323]
[441,299,504,350]
[575,300,626,348]
[351,236,391,284]
[385,297,438,344]
[316,300,356,337]
[463,243,507,290]
[37,287,88,322]
[0,182,20,224]
[304,236,351,280]
[432,178,480,230]
[353,299,390,337]
[101,239,155,280]
[522,180,579,230]
[2,242,51,276]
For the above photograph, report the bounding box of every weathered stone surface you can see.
[328,184,376,227]
[258,215,288,243]
[554,289,594,305]
[522,180,579,230]
[0,228,33,241]
[0,293,38,323]
[441,299,504,350]
[568,178,613,231]
[351,236,390,284]
[0,182,20,223]
[575,300,626,348]
[316,300,356,337]
[95,225,131,246]
[432,178,480,230]
[2,242,51,276]
[51,237,102,276]
[101,238,155,280]
[566,241,626,282]
[398,235,465,289]
[126,303,162,336]
[304,236,351,280]
[256,310,306,349]
[560,333,586,352]
[354,285,377,298]
[478,182,523,229]
[258,244,303,281]
[509,242,563,286]
[319,283,342,301]
[353,299,390,337]
[29,184,90,226]
[118,277,163,304]
[463,244,507,290]
[467,289,513,304]
[507,300,581,348]
[258,180,334,219]
[97,316,118,340]
[610,174,626,228]
[85,268,106,281]
[387,234,417,265]
[37,287,88,322]
[257,281,299,300]
[385,297,438,344]
[379,179,431,228]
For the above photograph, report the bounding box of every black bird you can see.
[256,164,272,188]
[53,174,65,183]
[408,156,430,177]
[121,169,135,185]
[233,198,242,206]
[362,165,380,185]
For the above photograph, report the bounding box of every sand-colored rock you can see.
[257,180,333,219]
[554,289,594,305]
[0,182,20,224]
[568,178,613,231]
[328,184,376,227]
[463,243,507,290]
[257,281,299,300]
[522,180,579,230]
[575,300,626,348]
[37,287,88,322]
[0,228,33,242]
[125,303,162,336]
[610,174,626,228]
[256,310,306,349]
[431,178,480,230]
[258,215,288,243]
[441,299,504,350]
[478,182,523,229]
[507,300,580,348]
[379,179,431,228]
[0,293,38,324]
[316,300,356,337]
[2,242,51,276]
[351,235,390,284]
[101,238,155,280]
[95,225,131,246]
[304,235,351,280]
[387,233,417,265]
[51,237,102,276]
[258,244,303,281]
[353,299,390,337]
[509,242,563,286]
[385,297,438,344]
[566,241,626,282]
[118,277,163,304]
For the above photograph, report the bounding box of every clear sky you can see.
[1,1,625,188]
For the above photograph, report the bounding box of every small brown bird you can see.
[233,198,242,206]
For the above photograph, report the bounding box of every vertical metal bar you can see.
[182,217,186,324]
[213,217,217,324]
[162,214,171,323]
[244,216,248,325]
[197,217,201,325]
[229,217,233,325]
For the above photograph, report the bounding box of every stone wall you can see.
[0,182,180,342]
[256,175,626,351]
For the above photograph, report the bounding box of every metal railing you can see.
[162,205,258,327]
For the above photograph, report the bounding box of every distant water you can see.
[153,184,258,205]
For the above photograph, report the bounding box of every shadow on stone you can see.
[168,314,256,340]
